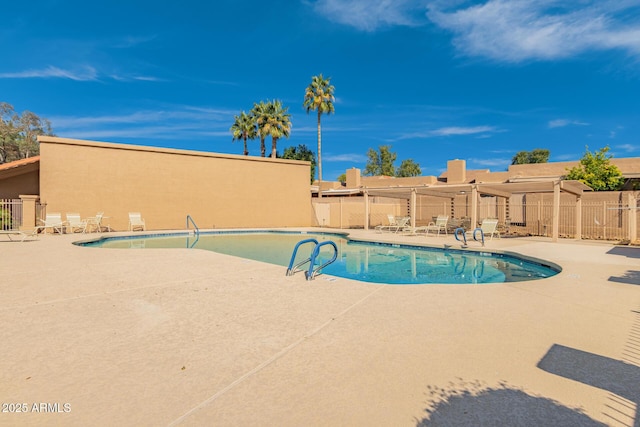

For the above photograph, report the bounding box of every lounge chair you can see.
[36,213,65,234]
[87,212,112,233]
[479,218,500,240]
[0,229,39,242]
[129,212,146,231]
[388,216,411,233]
[375,214,399,233]
[414,215,449,237]
[66,213,88,233]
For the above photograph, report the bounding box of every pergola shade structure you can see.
[361,180,593,241]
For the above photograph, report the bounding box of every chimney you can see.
[346,168,361,188]
[447,159,466,184]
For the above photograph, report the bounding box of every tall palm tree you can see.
[303,74,335,184]
[251,101,270,157]
[229,111,256,156]
[266,100,292,158]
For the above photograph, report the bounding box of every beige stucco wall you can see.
[38,137,311,231]
[0,168,39,199]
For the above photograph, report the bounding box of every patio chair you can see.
[36,213,65,234]
[390,216,411,233]
[129,212,146,231]
[479,218,500,240]
[0,228,39,242]
[66,213,88,233]
[87,212,112,233]
[375,214,399,233]
[415,215,449,237]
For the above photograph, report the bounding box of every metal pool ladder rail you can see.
[186,215,199,235]
[186,215,200,248]
[286,238,338,281]
[454,227,485,247]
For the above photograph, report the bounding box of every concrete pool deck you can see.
[1,229,639,426]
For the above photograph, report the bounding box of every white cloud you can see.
[0,65,99,81]
[323,153,368,162]
[0,65,165,83]
[430,125,497,136]
[49,106,236,142]
[392,125,500,141]
[615,143,638,152]
[309,0,427,32]
[427,0,640,62]
[548,119,589,128]
[468,157,510,168]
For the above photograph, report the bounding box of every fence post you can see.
[575,196,582,240]
[471,185,478,229]
[552,181,560,242]
[628,192,637,243]
[410,189,416,229]
[364,191,369,230]
[19,194,39,231]
[603,201,607,241]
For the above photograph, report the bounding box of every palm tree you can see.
[303,74,335,184]
[229,111,256,156]
[251,101,270,157]
[266,100,292,158]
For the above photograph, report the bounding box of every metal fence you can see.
[0,199,23,231]
[370,196,639,241]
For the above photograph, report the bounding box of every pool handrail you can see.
[186,215,200,236]
[286,238,319,276]
[305,240,338,281]
[186,215,200,248]
[454,227,467,246]
[472,227,485,247]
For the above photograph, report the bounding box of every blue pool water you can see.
[78,231,560,284]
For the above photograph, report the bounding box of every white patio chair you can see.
[375,214,399,233]
[87,212,112,233]
[66,213,88,233]
[36,213,65,234]
[479,218,500,240]
[129,212,146,231]
[414,215,449,237]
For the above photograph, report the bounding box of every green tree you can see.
[337,173,346,184]
[266,100,292,158]
[396,159,422,177]
[565,146,624,191]
[364,145,397,176]
[0,102,53,164]
[280,144,316,184]
[511,149,550,165]
[251,101,270,157]
[303,74,335,184]
[229,111,256,156]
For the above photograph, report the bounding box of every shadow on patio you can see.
[609,270,640,285]
[415,379,605,426]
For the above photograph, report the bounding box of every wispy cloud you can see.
[393,125,499,141]
[323,153,368,162]
[0,65,99,81]
[309,0,427,32]
[467,157,511,168]
[548,119,589,128]
[615,143,639,152]
[430,125,497,136]
[427,0,640,62]
[49,106,236,142]
[0,65,164,83]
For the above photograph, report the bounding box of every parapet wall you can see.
[38,137,312,231]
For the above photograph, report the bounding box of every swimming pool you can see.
[78,231,560,284]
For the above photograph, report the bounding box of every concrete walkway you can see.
[1,229,639,426]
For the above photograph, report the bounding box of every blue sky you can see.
[2,0,639,179]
